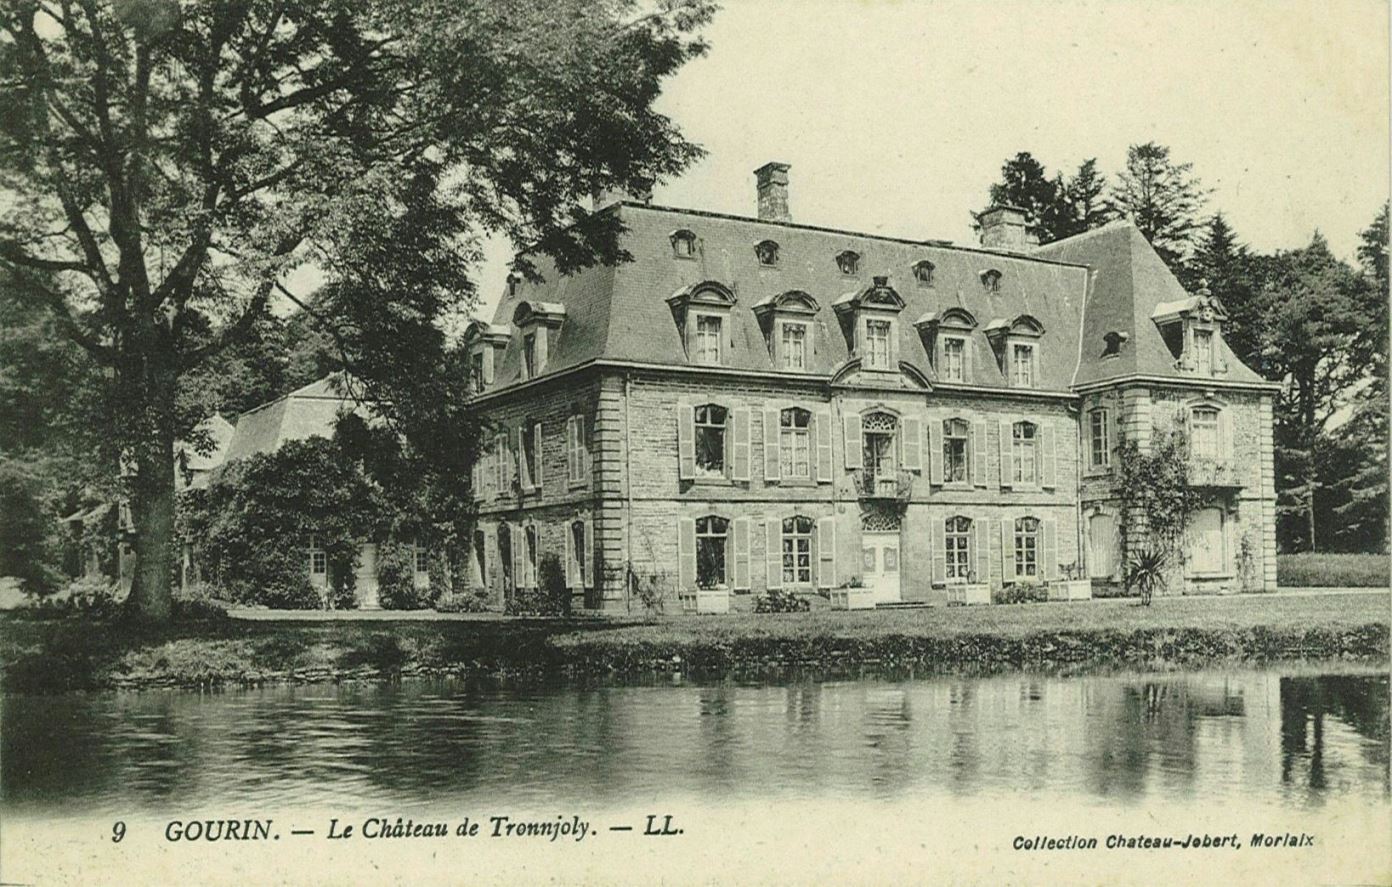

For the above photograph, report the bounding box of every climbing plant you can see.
[1113,424,1200,598]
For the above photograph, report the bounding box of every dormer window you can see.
[836,250,861,275]
[668,281,736,367]
[755,240,780,266]
[985,314,1044,389]
[981,268,1002,293]
[912,260,935,287]
[512,301,566,381]
[833,276,904,372]
[914,307,978,383]
[753,289,819,373]
[463,320,512,392]
[1151,291,1229,376]
[1102,331,1129,358]
[670,228,697,259]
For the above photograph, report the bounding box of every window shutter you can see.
[970,520,983,584]
[1001,520,1014,581]
[516,427,527,489]
[764,408,782,482]
[496,433,507,490]
[1041,425,1056,488]
[927,417,943,485]
[815,410,833,483]
[902,416,922,472]
[765,518,782,589]
[565,525,578,589]
[1109,403,1121,466]
[1218,406,1233,455]
[678,517,696,591]
[817,516,836,589]
[1043,518,1059,580]
[844,414,863,469]
[677,401,695,480]
[931,517,946,583]
[533,421,544,490]
[733,517,751,590]
[511,524,523,592]
[583,519,594,589]
[999,420,1013,489]
[565,417,575,481]
[581,414,592,486]
[972,421,988,486]
[964,338,974,382]
[732,407,751,481]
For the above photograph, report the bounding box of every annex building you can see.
[464,163,1278,613]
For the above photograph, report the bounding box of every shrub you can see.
[992,580,1047,605]
[257,573,323,610]
[434,589,491,613]
[377,541,435,610]
[754,588,810,613]
[1277,553,1389,588]
[0,459,63,595]
[505,553,571,616]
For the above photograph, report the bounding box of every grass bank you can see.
[1,593,1387,693]
[1278,552,1388,587]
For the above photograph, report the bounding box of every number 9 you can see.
[112,821,126,843]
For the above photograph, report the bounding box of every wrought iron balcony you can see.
[853,468,914,501]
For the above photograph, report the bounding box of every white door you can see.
[861,532,901,604]
[356,543,380,609]
[1188,508,1225,576]
[1088,513,1117,579]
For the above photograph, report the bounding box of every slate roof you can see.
[485,204,1268,394]
[222,374,369,464]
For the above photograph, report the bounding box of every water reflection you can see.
[2,666,1386,816]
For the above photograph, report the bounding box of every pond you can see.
[2,663,1387,817]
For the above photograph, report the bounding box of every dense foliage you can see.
[1112,426,1198,596]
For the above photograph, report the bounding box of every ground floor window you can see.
[1014,517,1040,579]
[945,516,971,581]
[472,529,487,587]
[571,520,587,588]
[498,525,513,591]
[782,515,814,585]
[525,526,539,588]
[308,535,327,578]
[696,515,728,589]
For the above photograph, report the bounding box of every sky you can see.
[462,0,1391,324]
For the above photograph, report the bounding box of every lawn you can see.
[1277,552,1388,587]
[1,592,1386,693]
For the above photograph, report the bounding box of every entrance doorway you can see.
[861,532,901,604]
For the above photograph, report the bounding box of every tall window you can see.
[498,525,513,592]
[781,515,814,585]
[780,408,812,479]
[943,418,969,482]
[571,520,587,587]
[942,336,965,382]
[525,525,538,588]
[1014,517,1040,579]
[945,516,971,581]
[1011,342,1036,388]
[522,423,540,487]
[1089,408,1110,469]
[523,333,537,379]
[1193,329,1213,374]
[567,415,588,484]
[308,535,326,576]
[470,351,485,393]
[781,322,807,370]
[694,404,727,477]
[695,315,723,365]
[414,544,430,575]
[472,529,487,587]
[1191,407,1219,459]
[865,319,892,369]
[862,411,898,492]
[1012,421,1038,485]
[696,516,729,589]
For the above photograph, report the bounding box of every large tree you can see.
[1109,142,1208,277]
[1190,213,1263,371]
[0,0,712,620]
[980,153,1112,244]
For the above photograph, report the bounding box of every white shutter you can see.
[999,420,1013,489]
[928,416,943,485]
[932,517,946,583]
[733,517,751,591]
[533,421,544,490]
[765,517,782,589]
[732,407,751,481]
[902,416,922,472]
[970,520,983,584]
[817,516,836,589]
[565,524,578,589]
[1043,518,1059,580]
[844,414,863,469]
[516,427,528,489]
[678,517,696,591]
[764,408,782,482]
[972,421,988,486]
[677,401,695,480]
[815,410,833,483]
[583,519,595,589]
[1041,425,1056,488]
[1001,519,1014,581]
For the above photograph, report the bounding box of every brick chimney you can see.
[592,177,653,210]
[754,162,791,222]
[978,205,1033,251]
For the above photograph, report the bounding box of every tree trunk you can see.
[125,363,177,622]
[1307,484,1317,552]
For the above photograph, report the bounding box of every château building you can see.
[463,162,1278,612]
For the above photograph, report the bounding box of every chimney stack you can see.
[978,205,1033,251]
[592,177,654,210]
[754,162,791,222]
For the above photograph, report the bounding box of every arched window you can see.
[524,525,539,588]
[836,250,861,275]
[781,515,815,585]
[695,515,730,589]
[670,229,697,258]
[913,259,935,286]
[945,516,972,581]
[862,411,898,490]
[981,268,1002,293]
[570,520,587,589]
[1190,407,1220,459]
[943,418,970,483]
[755,240,780,266]
[1012,421,1038,485]
[694,404,728,477]
[1014,516,1041,579]
[780,407,812,479]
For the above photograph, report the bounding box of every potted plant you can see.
[1047,561,1092,601]
[947,569,991,606]
[831,576,874,610]
[693,584,730,614]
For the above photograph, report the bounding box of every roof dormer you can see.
[512,300,566,380]
[667,281,736,366]
[915,307,978,383]
[985,314,1045,389]
[980,268,1003,293]
[670,228,698,259]
[1151,288,1230,376]
[464,320,512,393]
[753,290,819,371]
[833,276,904,372]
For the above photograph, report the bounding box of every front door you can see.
[356,543,380,609]
[861,532,901,604]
